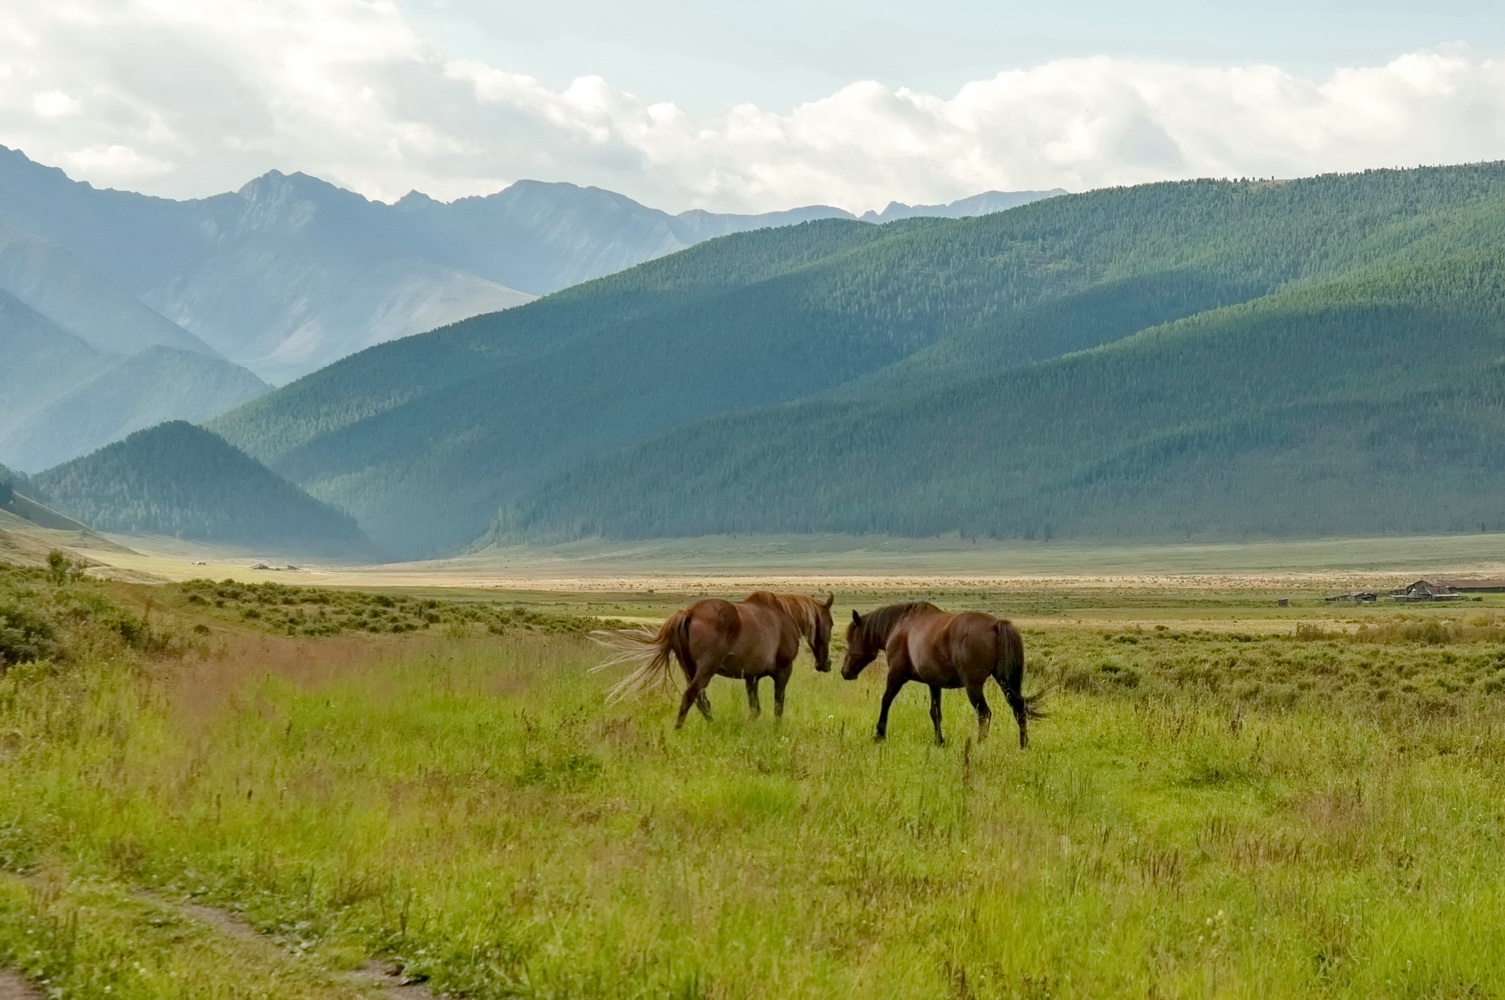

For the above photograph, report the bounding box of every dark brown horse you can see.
[841,602,1044,748]
[597,592,834,727]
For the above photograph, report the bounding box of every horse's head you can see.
[811,593,834,672]
[841,609,881,679]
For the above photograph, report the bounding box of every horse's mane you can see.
[857,601,941,642]
[743,591,827,636]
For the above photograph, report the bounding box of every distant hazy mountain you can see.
[860,189,1065,223]
[0,145,1060,382]
[0,223,219,357]
[139,170,535,383]
[3,346,270,473]
[34,421,376,557]
[0,288,109,432]
[0,231,269,472]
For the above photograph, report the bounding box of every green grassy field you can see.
[5,564,1505,998]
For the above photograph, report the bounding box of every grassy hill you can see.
[212,163,1505,554]
[33,422,377,557]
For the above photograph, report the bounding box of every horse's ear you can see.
[851,609,861,625]
[823,593,834,610]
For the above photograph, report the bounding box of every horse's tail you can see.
[995,620,1048,719]
[592,609,694,704]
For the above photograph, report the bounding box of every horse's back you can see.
[906,610,1007,685]
[683,597,793,674]
[949,610,998,642]
[687,597,740,621]
[683,598,740,651]
[735,600,802,664]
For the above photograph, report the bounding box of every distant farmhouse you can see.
[1433,579,1505,593]
[1388,579,1505,602]
[1391,581,1459,602]
[1327,579,1505,603]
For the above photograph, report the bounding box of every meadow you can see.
[4,561,1505,998]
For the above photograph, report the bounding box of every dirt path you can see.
[0,970,41,1000]
[172,897,442,998]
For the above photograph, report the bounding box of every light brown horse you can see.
[841,602,1044,748]
[597,592,834,727]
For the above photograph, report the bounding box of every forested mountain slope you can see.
[502,247,1505,540]
[211,220,913,554]
[33,423,375,556]
[212,162,1505,554]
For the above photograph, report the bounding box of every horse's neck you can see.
[794,609,822,646]
[869,615,906,646]
[742,594,816,644]
[877,604,935,644]
[778,597,819,641]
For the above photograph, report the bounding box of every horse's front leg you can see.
[874,670,907,742]
[928,685,945,746]
[772,663,791,720]
[745,677,761,720]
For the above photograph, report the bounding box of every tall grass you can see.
[4,612,1505,997]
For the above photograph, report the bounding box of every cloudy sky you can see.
[2,0,1503,213]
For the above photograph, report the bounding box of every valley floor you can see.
[3,556,1505,997]
[52,527,1505,590]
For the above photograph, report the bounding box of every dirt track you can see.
[0,970,40,1000]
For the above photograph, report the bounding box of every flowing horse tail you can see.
[994,619,1048,729]
[592,609,695,704]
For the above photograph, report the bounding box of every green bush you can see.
[0,602,58,664]
[0,560,172,669]
[175,579,620,638]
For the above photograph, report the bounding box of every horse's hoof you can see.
[872,733,886,743]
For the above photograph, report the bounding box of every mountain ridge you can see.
[0,144,1058,382]
[209,162,1505,556]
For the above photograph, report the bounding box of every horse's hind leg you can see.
[965,681,992,743]
[996,679,1028,749]
[745,677,761,720]
[677,650,712,721]
[928,685,945,746]
[676,666,717,729]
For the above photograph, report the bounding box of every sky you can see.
[1,0,1503,213]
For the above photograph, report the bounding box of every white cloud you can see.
[31,90,81,118]
[1,0,1502,212]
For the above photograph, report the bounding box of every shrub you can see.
[0,603,59,665]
